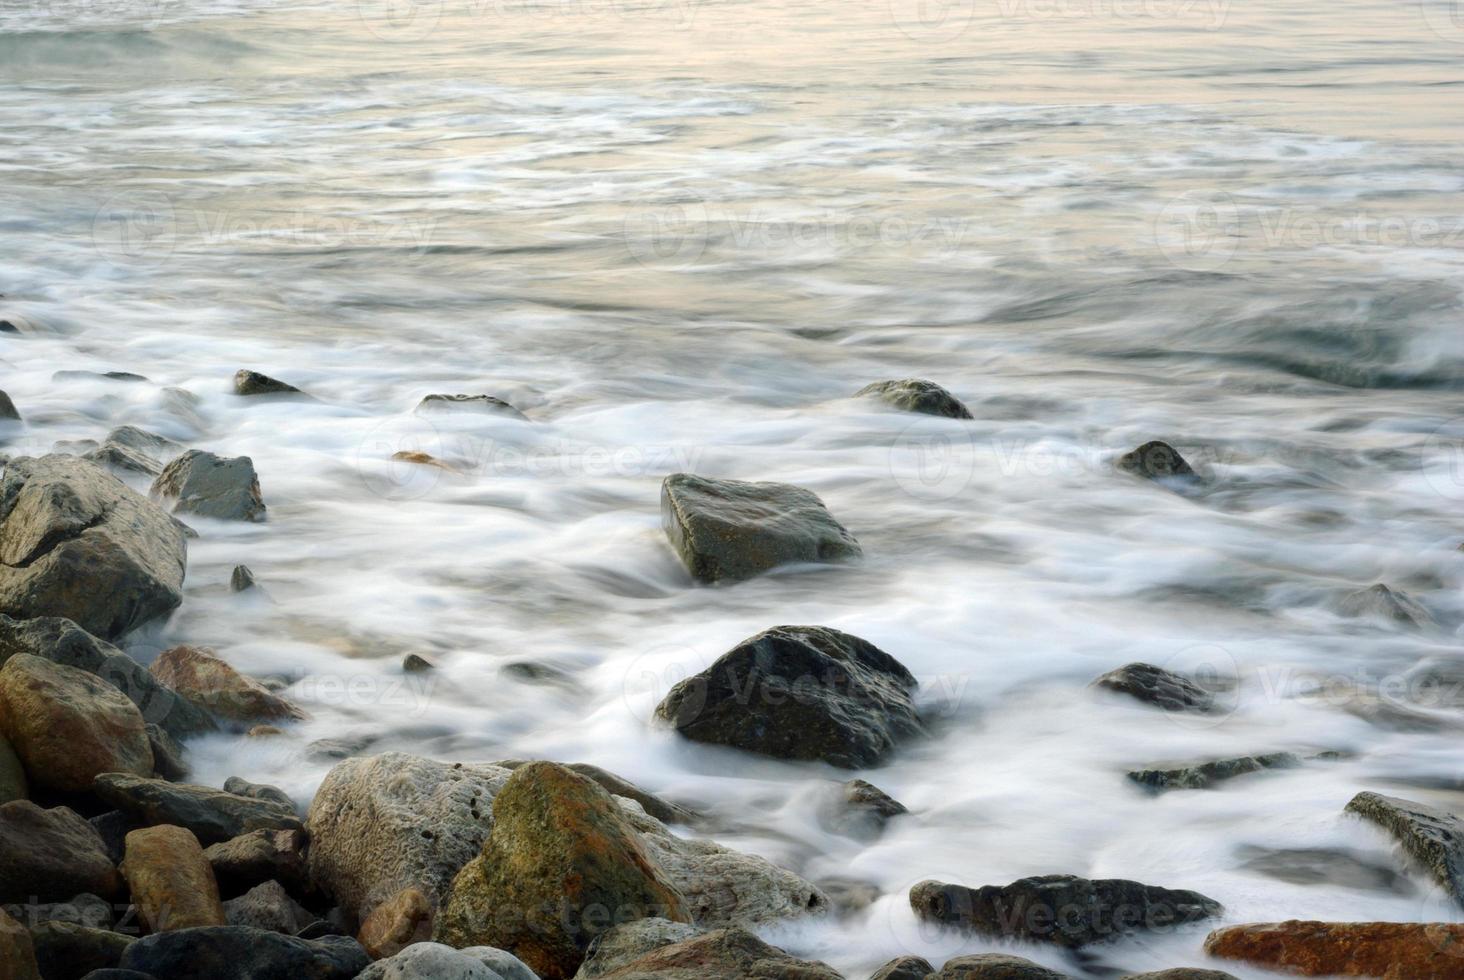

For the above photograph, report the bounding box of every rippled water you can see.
[5,0,1464,973]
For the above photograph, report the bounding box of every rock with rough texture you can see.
[933,954,1069,978]
[358,942,539,980]
[0,733,24,804]
[856,379,972,419]
[909,875,1222,949]
[233,370,301,396]
[93,773,302,846]
[150,646,302,724]
[222,776,293,808]
[1338,583,1433,629]
[495,761,694,827]
[119,926,369,980]
[655,625,921,769]
[357,886,433,959]
[1116,441,1195,480]
[230,565,257,593]
[1345,791,1464,906]
[84,427,185,477]
[0,802,123,903]
[306,754,511,918]
[0,655,153,792]
[416,394,529,421]
[434,762,690,978]
[573,918,699,978]
[0,455,186,639]
[205,828,308,898]
[1120,971,1238,979]
[150,451,265,523]
[0,908,40,980]
[224,879,313,935]
[121,824,226,932]
[1093,663,1215,713]
[0,615,214,738]
[1205,920,1464,978]
[0,391,19,422]
[30,921,134,979]
[868,955,935,980]
[1127,753,1300,792]
[575,927,840,979]
[660,473,862,584]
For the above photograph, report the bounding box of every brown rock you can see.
[120,824,226,932]
[204,828,308,898]
[357,886,433,959]
[0,654,153,792]
[0,908,40,980]
[150,646,304,724]
[587,927,841,979]
[0,802,122,903]
[1205,920,1464,978]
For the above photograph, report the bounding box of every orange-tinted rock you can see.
[150,646,303,724]
[120,824,226,932]
[1205,920,1464,978]
[358,886,433,959]
[0,907,41,980]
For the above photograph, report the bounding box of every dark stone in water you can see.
[231,565,258,593]
[1345,791,1464,907]
[932,954,1070,978]
[827,779,907,839]
[1234,845,1413,894]
[416,393,528,420]
[1337,583,1433,629]
[150,450,266,523]
[1093,662,1215,713]
[856,378,973,419]
[1127,753,1300,791]
[1116,441,1195,480]
[0,390,19,421]
[401,653,435,672]
[52,370,149,383]
[868,954,934,979]
[119,926,369,980]
[234,369,302,396]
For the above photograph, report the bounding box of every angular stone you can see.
[0,908,40,980]
[0,391,19,422]
[655,625,921,769]
[204,828,309,898]
[1127,753,1300,792]
[909,875,1222,949]
[147,723,190,781]
[868,955,934,979]
[150,451,266,522]
[1338,583,1432,629]
[660,473,861,584]
[30,921,134,979]
[933,954,1069,978]
[233,370,301,396]
[1205,920,1464,977]
[92,773,302,846]
[1116,441,1195,480]
[416,394,528,421]
[230,565,257,593]
[402,653,435,672]
[1345,791,1464,906]
[223,879,313,935]
[150,646,303,724]
[829,779,907,839]
[357,886,432,959]
[119,926,369,980]
[121,824,226,932]
[0,455,187,639]
[1093,663,1215,713]
[856,379,972,419]
[574,918,700,977]
[0,655,153,792]
[0,732,24,804]
[577,927,840,979]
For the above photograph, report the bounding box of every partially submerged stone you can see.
[856,378,973,419]
[150,450,266,522]
[0,391,19,422]
[1345,791,1464,907]
[1127,753,1300,792]
[1093,662,1216,713]
[1116,441,1195,480]
[1338,583,1433,629]
[234,370,302,396]
[1205,920,1464,978]
[150,645,304,724]
[230,564,258,593]
[416,393,528,421]
[83,425,185,477]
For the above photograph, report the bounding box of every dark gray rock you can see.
[655,625,921,769]
[402,653,435,672]
[1234,845,1413,894]
[233,370,301,397]
[223,880,313,935]
[0,802,122,903]
[87,811,136,867]
[31,921,134,979]
[230,565,257,593]
[1346,791,1464,907]
[908,874,1222,949]
[933,954,1069,978]
[1120,972,1239,979]
[222,776,293,809]
[91,773,302,846]
[869,954,934,979]
[150,450,265,522]
[831,779,907,839]
[83,427,184,478]
[416,393,528,420]
[52,371,148,384]
[0,455,187,640]
[856,379,972,419]
[1093,663,1215,713]
[1338,583,1433,629]
[1116,441,1195,480]
[660,473,861,584]
[145,724,189,781]
[204,829,309,898]
[1127,753,1299,792]
[2,893,113,931]
[118,926,369,980]
[0,391,19,421]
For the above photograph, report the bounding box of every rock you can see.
[932,955,1069,978]
[30,921,134,979]
[661,474,861,584]
[0,455,186,639]
[829,779,907,839]
[357,942,538,979]
[1093,663,1215,713]
[415,394,528,421]
[230,566,257,593]
[121,824,226,932]
[573,927,840,979]
[0,655,153,792]
[146,724,189,781]
[0,908,41,980]
[52,370,149,383]
[1345,791,1464,906]
[222,776,293,809]
[1120,971,1239,979]
[77,972,159,980]
[654,625,921,769]
[357,886,433,959]
[434,762,690,978]
[401,654,435,673]
[224,880,312,935]
[494,761,693,827]
[856,379,972,419]
[149,646,303,724]
[92,773,303,846]
[574,918,699,977]
[868,955,934,980]
[204,829,308,898]
[0,615,214,738]
[909,875,1222,949]
[1127,752,1300,791]
[1204,920,1464,978]
[233,370,301,397]
[150,451,265,523]
[87,811,136,867]
[1116,441,1195,480]
[119,926,369,980]
[1235,845,1413,894]
[83,427,184,478]
[1338,583,1432,629]
[2,894,114,931]
[0,732,24,803]
[0,391,19,422]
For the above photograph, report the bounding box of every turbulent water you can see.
[6,0,1464,973]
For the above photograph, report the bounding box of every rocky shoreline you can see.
[0,368,1458,979]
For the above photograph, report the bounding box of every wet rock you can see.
[0,455,186,639]
[828,779,907,839]
[815,876,880,914]
[416,394,528,421]
[402,653,435,672]
[92,773,303,846]
[0,391,19,422]
[0,908,40,980]
[495,760,693,827]
[2,893,114,931]
[150,646,303,724]
[233,370,302,397]
[0,655,153,792]
[909,875,1222,949]
[1127,753,1300,791]
[224,880,312,935]
[0,615,214,739]
[655,625,921,769]
[358,942,539,980]
[932,954,1069,978]
[357,886,432,960]
[1119,970,1239,979]
[119,926,369,980]
[0,732,24,804]
[856,378,972,419]
[146,724,189,781]
[1093,663,1215,713]
[204,829,308,898]
[1338,583,1433,629]
[575,927,840,979]
[660,473,862,584]
[1235,845,1412,894]
[868,955,934,979]
[83,427,184,478]
[573,918,699,977]
[222,776,293,809]
[434,762,690,978]
[1345,791,1464,906]
[121,824,226,932]
[306,734,380,762]
[150,451,265,523]
[1204,920,1464,977]
[52,370,148,384]
[1116,441,1195,480]
[30,921,134,979]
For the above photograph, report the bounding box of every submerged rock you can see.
[1116,441,1196,480]
[825,779,907,839]
[0,391,19,421]
[660,473,861,584]
[655,625,921,769]
[1127,753,1300,792]
[402,653,436,673]
[150,450,266,522]
[234,370,302,397]
[1235,845,1412,894]
[150,646,303,724]
[1345,791,1464,907]
[416,394,528,421]
[83,426,184,477]
[121,824,227,932]
[1338,583,1433,629]
[1093,662,1216,713]
[574,927,841,980]
[856,378,973,419]
[119,926,369,980]
[92,773,302,846]
[0,802,122,903]
[230,565,258,593]
[1205,920,1464,977]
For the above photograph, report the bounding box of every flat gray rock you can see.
[1094,662,1216,714]
[92,773,302,846]
[856,378,972,419]
[151,450,266,522]
[1128,753,1300,791]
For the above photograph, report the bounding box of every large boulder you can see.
[1093,663,1215,714]
[856,379,972,419]
[121,824,226,932]
[149,646,303,724]
[119,926,369,980]
[0,655,153,792]
[357,943,539,980]
[92,773,302,846]
[0,908,40,980]
[494,761,694,826]
[660,474,861,584]
[572,927,840,979]
[0,455,186,639]
[434,762,690,978]
[1205,920,1464,977]
[150,451,265,523]
[654,625,921,768]
[1345,791,1464,907]
[909,875,1222,949]
[0,802,122,903]
[0,616,214,738]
